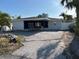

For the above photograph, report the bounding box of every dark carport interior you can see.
[24,20,48,29]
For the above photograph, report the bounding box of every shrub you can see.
[73,25,79,36]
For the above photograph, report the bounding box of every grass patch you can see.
[0,36,24,55]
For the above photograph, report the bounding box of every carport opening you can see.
[24,20,48,29]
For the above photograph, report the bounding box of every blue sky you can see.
[0,0,76,18]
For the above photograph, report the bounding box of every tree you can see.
[17,16,21,19]
[61,0,79,34]
[0,11,12,27]
[37,13,48,18]
[60,12,73,22]
[42,13,48,17]
[37,14,42,18]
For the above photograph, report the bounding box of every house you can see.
[12,17,74,31]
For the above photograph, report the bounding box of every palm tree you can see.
[61,0,79,21]
[0,11,12,27]
[61,0,79,34]
[60,12,73,22]
[60,13,67,21]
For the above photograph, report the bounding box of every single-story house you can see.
[12,17,74,31]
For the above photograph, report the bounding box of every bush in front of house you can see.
[69,24,75,32]
[74,26,79,36]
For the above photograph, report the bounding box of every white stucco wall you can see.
[12,20,24,30]
[48,21,74,30]
[48,21,61,30]
[61,22,74,30]
[12,19,74,31]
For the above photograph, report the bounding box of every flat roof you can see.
[12,17,62,22]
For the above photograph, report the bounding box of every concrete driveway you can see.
[12,31,74,59]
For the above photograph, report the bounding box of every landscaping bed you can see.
[0,35,24,55]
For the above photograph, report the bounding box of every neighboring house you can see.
[12,17,74,31]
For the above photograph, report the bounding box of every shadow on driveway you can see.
[37,42,59,59]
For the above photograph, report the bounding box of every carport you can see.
[24,20,48,29]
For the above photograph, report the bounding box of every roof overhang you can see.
[12,18,50,22]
